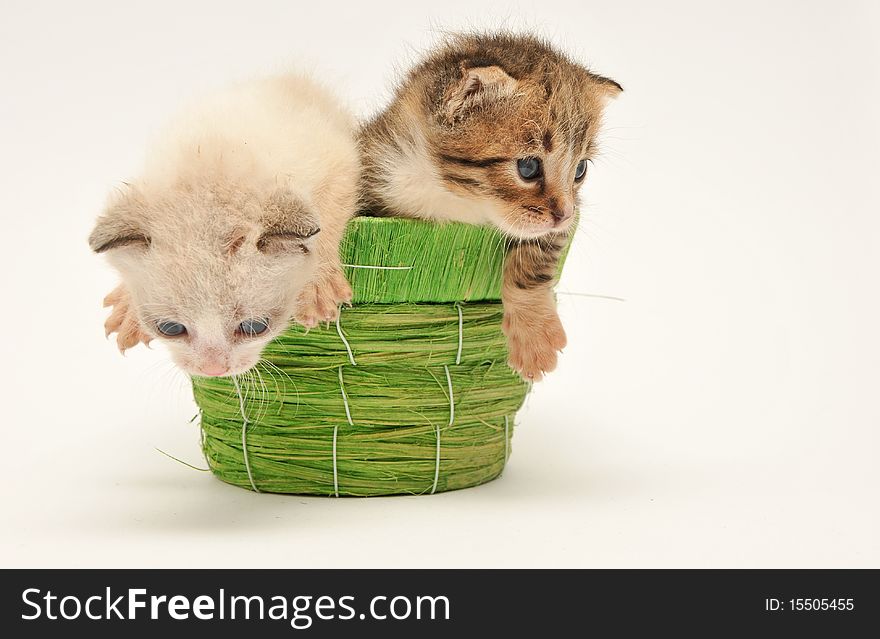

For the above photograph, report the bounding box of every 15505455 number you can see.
[790,598,854,611]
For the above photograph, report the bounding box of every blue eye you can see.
[575,159,588,181]
[238,319,269,336]
[516,157,541,180]
[157,321,186,337]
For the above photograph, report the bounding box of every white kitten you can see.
[90,74,359,377]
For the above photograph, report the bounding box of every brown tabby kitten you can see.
[360,33,621,381]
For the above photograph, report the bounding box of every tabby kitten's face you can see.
[429,43,621,239]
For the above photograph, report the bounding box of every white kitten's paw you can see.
[295,269,353,329]
[503,307,567,382]
[103,285,152,352]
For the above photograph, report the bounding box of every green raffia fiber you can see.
[339,217,508,303]
[195,304,527,496]
[193,218,532,496]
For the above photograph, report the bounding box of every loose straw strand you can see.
[232,375,260,493]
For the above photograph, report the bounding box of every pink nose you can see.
[198,363,229,377]
[550,204,574,224]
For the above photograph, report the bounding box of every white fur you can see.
[94,74,360,377]
[374,125,500,227]
[142,74,357,201]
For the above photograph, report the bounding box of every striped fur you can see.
[359,33,619,380]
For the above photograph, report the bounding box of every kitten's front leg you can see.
[103,283,152,352]
[294,189,355,329]
[502,234,568,381]
[295,258,352,328]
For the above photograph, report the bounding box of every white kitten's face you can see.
[125,232,317,378]
[133,265,311,378]
[92,187,320,377]
[144,311,292,378]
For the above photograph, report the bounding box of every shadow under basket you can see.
[193,217,554,496]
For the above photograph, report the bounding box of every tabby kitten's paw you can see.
[503,306,567,382]
[295,269,353,329]
[103,285,152,352]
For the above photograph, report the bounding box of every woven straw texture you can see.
[193,217,531,496]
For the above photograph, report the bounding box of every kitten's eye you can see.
[157,321,186,337]
[238,319,269,336]
[516,157,542,181]
[575,159,588,182]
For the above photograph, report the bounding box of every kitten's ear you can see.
[444,64,519,121]
[588,72,623,102]
[257,189,321,254]
[89,192,150,254]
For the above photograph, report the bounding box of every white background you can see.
[1,0,878,568]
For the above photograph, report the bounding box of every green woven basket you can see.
[193,217,538,496]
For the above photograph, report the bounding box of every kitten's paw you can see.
[295,270,353,329]
[503,308,567,382]
[103,285,151,352]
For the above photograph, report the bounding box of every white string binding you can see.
[454,303,463,365]
[335,305,361,497]
[430,422,441,495]
[431,365,456,494]
[444,364,455,427]
[338,365,354,427]
[335,365,356,498]
[332,425,339,498]
[231,375,259,493]
[342,263,413,270]
[335,308,357,366]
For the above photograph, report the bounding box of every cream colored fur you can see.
[372,114,501,228]
[91,74,360,377]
